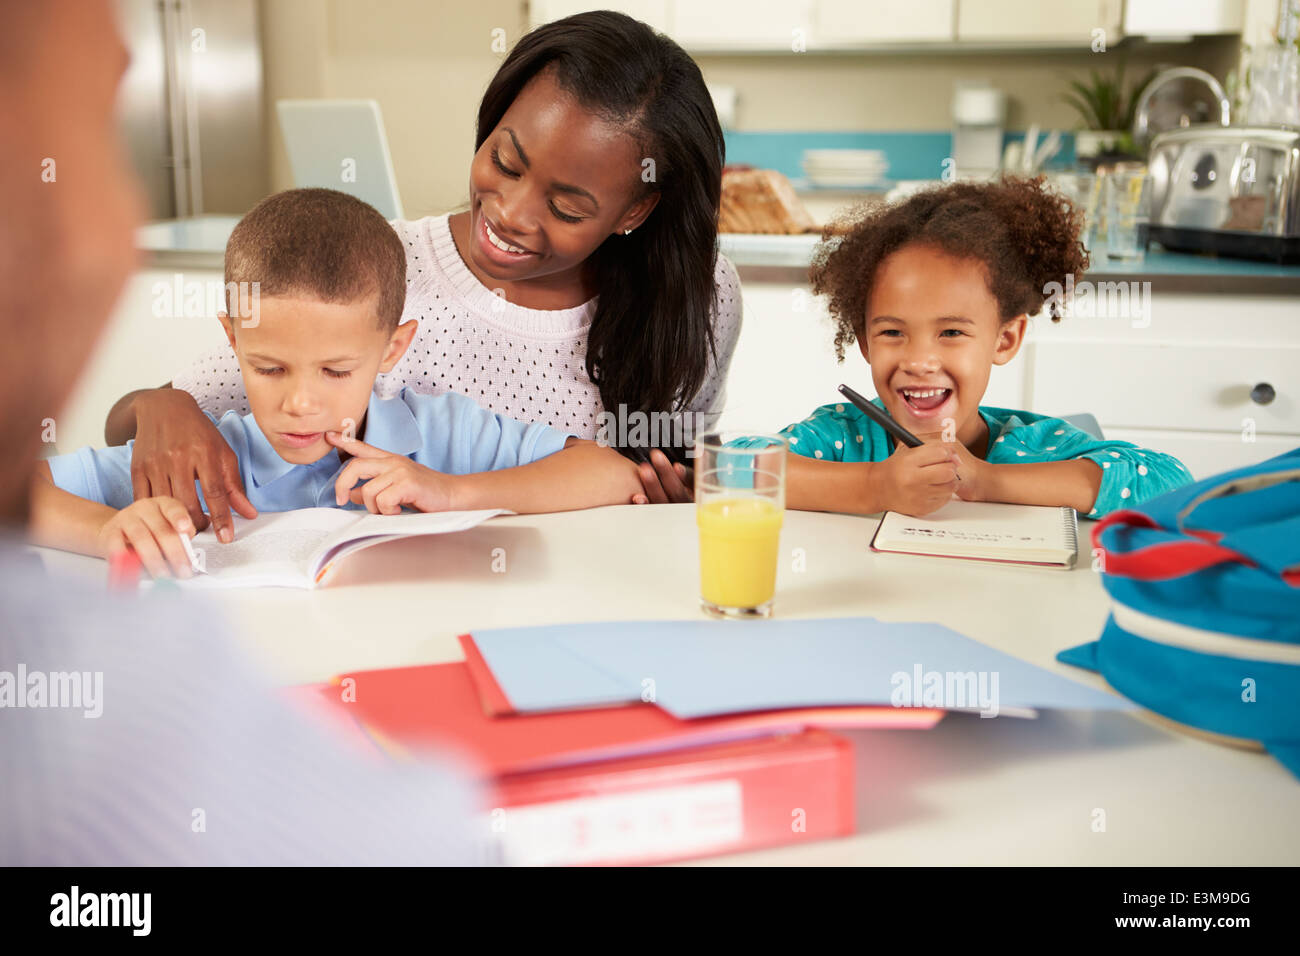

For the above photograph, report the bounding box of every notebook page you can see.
[872,499,1078,566]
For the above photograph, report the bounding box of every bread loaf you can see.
[719,167,819,234]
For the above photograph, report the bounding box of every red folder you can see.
[292,664,859,863]
[300,660,937,776]
[492,729,854,866]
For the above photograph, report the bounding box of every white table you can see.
[34,504,1300,865]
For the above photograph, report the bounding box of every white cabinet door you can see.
[1104,428,1297,480]
[814,0,955,44]
[957,0,1121,43]
[529,1,670,33]
[672,0,815,51]
[1123,0,1243,37]
[1029,340,1300,435]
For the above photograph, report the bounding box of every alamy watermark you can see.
[1042,274,1152,328]
[50,886,150,936]
[0,665,102,718]
[151,273,261,327]
[891,664,1000,718]
[595,403,707,459]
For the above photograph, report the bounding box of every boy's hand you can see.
[946,442,993,502]
[97,496,197,579]
[328,433,455,514]
[874,442,958,516]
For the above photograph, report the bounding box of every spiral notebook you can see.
[870,500,1079,569]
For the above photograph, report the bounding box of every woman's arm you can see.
[105,382,169,445]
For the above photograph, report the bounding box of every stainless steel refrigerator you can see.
[116,0,268,219]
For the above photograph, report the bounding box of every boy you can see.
[31,188,642,578]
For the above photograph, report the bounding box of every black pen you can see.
[837,383,923,448]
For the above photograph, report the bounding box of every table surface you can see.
[34,504,1300,865]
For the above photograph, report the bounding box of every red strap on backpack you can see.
[1090,509,1257,581]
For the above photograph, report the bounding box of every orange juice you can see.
[697,497,783,611]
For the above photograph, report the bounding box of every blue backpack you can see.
[1058,449,1300,779]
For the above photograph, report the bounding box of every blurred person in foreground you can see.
[0,0,484,866]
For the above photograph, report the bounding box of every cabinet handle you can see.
[1250,383,1276,406]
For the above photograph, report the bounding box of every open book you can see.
[870,499,1079,569]
[167,507,509,589]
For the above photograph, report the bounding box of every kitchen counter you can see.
[139,216,1300,294]
[137,215,239,270]
[720,232,1300,293]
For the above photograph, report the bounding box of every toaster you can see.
[1147,125,1300,263]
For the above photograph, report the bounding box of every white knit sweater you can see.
[173,213,744,439]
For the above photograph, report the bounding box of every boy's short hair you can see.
[224,188,405,329]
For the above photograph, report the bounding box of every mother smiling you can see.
[106,10,740,541]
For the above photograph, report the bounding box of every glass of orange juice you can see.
[695,432,787,618]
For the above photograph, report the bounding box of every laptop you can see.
[275,99,404,220]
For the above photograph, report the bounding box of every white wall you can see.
[51,268,229,456]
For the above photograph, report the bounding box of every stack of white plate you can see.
[801,149,889,189]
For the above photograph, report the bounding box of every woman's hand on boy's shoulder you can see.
[97,495,198,580]
[328,433,455,514]
[129,386,256,543]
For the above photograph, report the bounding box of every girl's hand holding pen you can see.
[874,442,959,516]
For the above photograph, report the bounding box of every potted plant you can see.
[1062,60,1156,164]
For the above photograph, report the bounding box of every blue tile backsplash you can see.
[724,130,1078,184]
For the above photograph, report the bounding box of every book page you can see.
[313,508,511,577]
[181,509,358,588]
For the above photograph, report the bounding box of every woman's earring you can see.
[624,228,633,235]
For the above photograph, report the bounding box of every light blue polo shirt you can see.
[48,388,575,513]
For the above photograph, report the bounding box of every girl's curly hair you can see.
[810,175,1090,361]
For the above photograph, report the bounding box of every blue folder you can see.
[470,617,1134,719]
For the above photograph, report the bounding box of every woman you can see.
[107,10,740,541]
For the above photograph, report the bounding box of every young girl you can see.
[780,176,1191,518]
[105,10,719,541]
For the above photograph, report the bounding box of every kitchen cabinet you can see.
[1022,290,1299,478]
[675,0,957,49]
[530,0,1149,50]
[814,0,956,44]
[673,0,815,50]
[528,0,670,33]
[1123,0,1244,38]
[956,0,1122,44]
